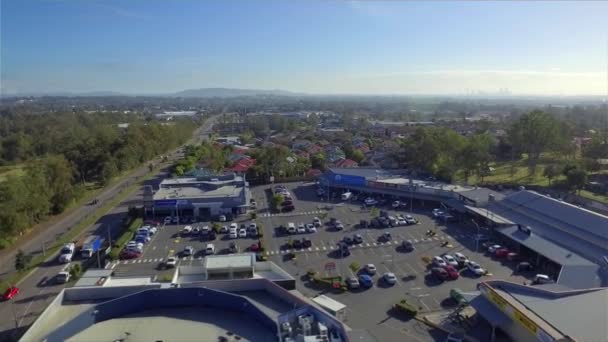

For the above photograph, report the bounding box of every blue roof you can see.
[496,225,607,289]
[326,167,406,179]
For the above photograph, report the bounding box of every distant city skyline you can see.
[1,1,607,96]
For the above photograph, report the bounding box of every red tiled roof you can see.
[335,159,358,168]
[306,168,323,177]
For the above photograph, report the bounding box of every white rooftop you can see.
[204,254,254,270]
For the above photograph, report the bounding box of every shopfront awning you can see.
[465,205,514,225]
[468,295,512,327]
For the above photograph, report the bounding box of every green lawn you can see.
[457,160,563,187]
[0,164,26,182]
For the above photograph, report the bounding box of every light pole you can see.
[10,297,18,329]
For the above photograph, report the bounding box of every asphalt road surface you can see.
[0,114,219,340]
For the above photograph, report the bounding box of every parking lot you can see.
[113,180,531,341]
[253,182,530,341]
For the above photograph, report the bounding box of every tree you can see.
[271,194,284,211]
[148,163,154,172]
[543,165,560,186]
[508,110,563,174]
[565,168,588,193]
[311,153,326,170]
[350,149,365,163]
[15,249,31,271]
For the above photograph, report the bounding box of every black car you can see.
[292,239,303,249]
[343,236,354,245]
[302,238,312,248]
[359,220,368,228]
[337,242,350,257]
[282,200,294,206]
[240,223,247,230]
[282,205,295,212]
[370,218,380,228]
[330,217,338,225]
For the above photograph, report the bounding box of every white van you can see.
[206,244,215,255]
[287,222,297,234]
[182,226,192,235]
[341,192,352,201]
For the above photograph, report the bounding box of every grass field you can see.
[0,164,26,182]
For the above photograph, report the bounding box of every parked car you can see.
[364,264,377,275]
[282,205,295,212]
[206,244,215,255]
[292,239,303,249]
[334,223,344,231]
[487,244,502,254]
[516,262,534,272]
[228,242,239,253]
[467,261,486,276]
[343,236,354,245]
[230,223,238,230]
[313,217,322,227]
[383,272,397,285]
[442,254,459,267]
[229,229,238,239]
[432,209,444,218]
[120,250,141,260]
[287,222,297,234]
[358,274,373,288]
[297,224,306,234]
[220,225,228,233]
[392,200,401,208]
[305,223,317,233]
[3,286,20,300]
[346,276,360,289]
[359,219,368,228]
[432,267,449,280]
[495,248,510,258]
[397,216,407,226]
[164,216,172,225]
[443,265,460,279]
[404,215,417,225]
[219,215,226,222]
[379,232,392,242]
[433,256,447,267]
[171,216,179,224]
[192,226,200,235]
[353,234,363,244]
[302,238,312,248]
[337,242,350,257]
[238,228,247,238]
[364,198,378,206]
[182,226,192,235]
[454,252,469,266]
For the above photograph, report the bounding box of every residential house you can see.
[324,145,346,163]
[335,158,359,168]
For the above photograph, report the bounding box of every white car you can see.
[220,225,228,233]
[126,241,144,250]
[432,256,447,267]
[364,264,377,275]
[442,254,459,267]
[297,224,306,234]
[165,257,177,267]
[467,261,486,276]
[488,245,502,254]
[58,243,75,263]
[432,209,444,218]
[392,201,401,208]
[183,246,194,256]
[56,271,70,284]
[218,215,226,222]
[305,223,316,233]
[313,217,322,227]
[454,252,469,265]
[182,226,192,235]
[364,198,378,206]
[148,226,158,235]
[383,272,397,285]
[230,223,238,230]
[404,215,417,224]
[229,229,238,239]
[287,222,297,234]
[164,216,172,224]
[238,228,247,238]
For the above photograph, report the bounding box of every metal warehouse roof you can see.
[490,281,608,341]
[465,205,514,225]
[504,190,608,241]
[326,167,405,179]
[496,225,606,289]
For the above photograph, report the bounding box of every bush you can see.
[212,223,221,233]
[250,212,257,219]
[394,299,418,316]
[159,274,173,282]
[349,262,360,273]
[69,263,82,279]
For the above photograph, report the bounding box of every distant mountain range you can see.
[172,87,304,97]
[2,88,305,98]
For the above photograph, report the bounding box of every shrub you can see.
[250,212,257,219]
[212,223,221,233]
[349,262,360,273]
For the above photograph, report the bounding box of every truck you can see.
[58,242,75,263]
[81,235,104,259]
[341,192,352,201]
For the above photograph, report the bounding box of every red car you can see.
[249,243,261,252]
[443,265,460,280]
[495,248,510,258]
[431,267,449,281]
[120,250,142,260]
[3,286,19,301]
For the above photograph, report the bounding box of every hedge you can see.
[108,217,143,260]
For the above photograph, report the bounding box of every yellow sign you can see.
[513,310,537,334]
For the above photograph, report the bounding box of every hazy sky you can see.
[1,0,607,95]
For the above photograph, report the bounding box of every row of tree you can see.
[0,112,196,248]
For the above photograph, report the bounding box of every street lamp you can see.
[471,219,480,252]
